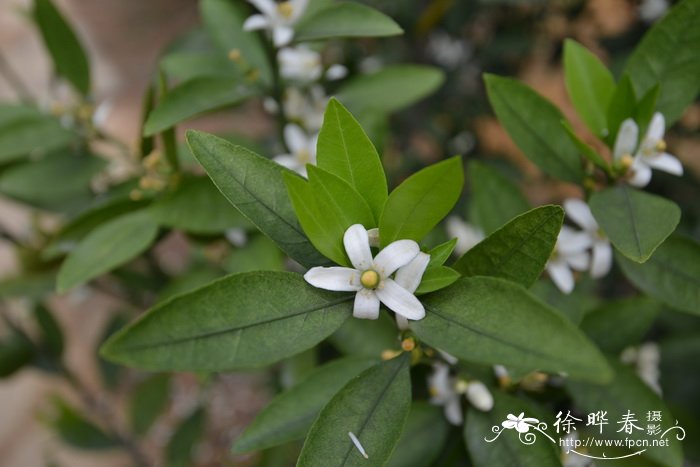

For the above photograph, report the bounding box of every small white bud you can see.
[466,381,493,412]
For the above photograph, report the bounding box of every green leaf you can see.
[0,107,75,163]
[453,206,563,288]
[484,74,583,183]
[200,0,271,85]
[580,297,660,354]
[45,397,118,450]
[387,403,449,467]
[223,235,284,275]
[100,272,352,371]
[56,210,159,293]
[530,278,600,325]
[379,157,463,246]
[0,271,56,300]
[606,75,637,146]
[295,2,403,42]
[412,276,612,382]
[144,78,255,136]
[285,166,375,266]
[330,311,400,358]
[567,360,683,467]
[617,236,700,315]
[465,391,560,467]
[233,357,377,453]
[561,120,609,171]
[467,161,530,235]
[0,332,35,377]
[150,176,251,234]
[427,238,457,268]
[623,0,700,124]
[166,408,206,467]
[415,266,460,295]
[33,0,90,95]
[635,84,660,138]
[589,186,680,263]
[98,315,127,391]
[34,305,64,358]
[157,267,223,303]
[298,355,411,467]
[160,52,241,83]
[186,130,327,268]
[316,98,387,220]
[563,39,616,137]
[130,374,171,435]
[336,65,445,115]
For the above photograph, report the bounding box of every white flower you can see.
[243,0,308,47]
[325,64,348,81]
[428,363,463,425]
[393,251,430,330]
[563,199,612,279]
[278,46,322,82]
[622,343,662,395]
[465,381,494,412]
[284,86,328,131]
[502,412,539,433]
[427,32,472,69]
[445,216,484,256]
[545,226,590,294]
[639,0,668,22]
[304,224,426,320]
[613,113,683,187]
[273,124,317,176]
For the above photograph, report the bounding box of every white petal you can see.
[273,26,294,47]
[444,397,464,425]
[563,198,598,232]
[248,0,277,16]
[647,153,683,176]
[547,260,574,294]
[274,154,301,170]
[353,289,380,320]
[325,64,348,81]
[395,314,409,330]
[590,241,612,279]
[566,250,589,271]
[446,216,483,255]
[646,112,665,143]
[304,267,360,291]
[466,382,494,412]
[375,279,425,320]
[373,240,419,277]
[629,160,652,187]
[367,228,380,248]
[290,0,309,22]
[284,124,307,154]
[394,252,430,294]
[343,224,373,271]
[557,226,593,254]
[428,363,452,400]
[613,119,639,160]
[242,14,270,31]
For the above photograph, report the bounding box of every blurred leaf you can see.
[33,0,90,95]
[98,315,127,390]
[223,235,284,274]
[101,272,352,371]
[130,374,171,435]
[34,304,64,358]
[233,357,377,453]
[0,271,56,299]
[623,0,700,124]
[530,278,599,325]
[414,266,460,295]
[295,2,403,42]
[562,120,609,171]
[660,334,700,417]
[0,106,75,163]
[379,157,463,247]
[160,52,240,82]
[606,75,637,146]
[453,206,563,288]
[617,236,700,315]
[386,402,449,467]
[166,408,206,467]
[0,332,35,378]
[298,355,411,466]
[589,186,680,263]
[56,210,159,293]
[157,267,224,303]
[412,277,612,383]
[427,238,457,267]
[46,397,118,450]
[484,74,583,183]
[187,130,328,268]
[330,311,399,358]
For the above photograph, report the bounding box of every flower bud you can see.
[466,381,494,411]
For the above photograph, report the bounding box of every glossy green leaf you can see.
[568,360,683,467]
[387,403,449,467]
[580,297,660,354]
[336,65,444,115]
[468,161,530,235]
[453,206,563,288]
[606,75,637,146]
[298,355,411,467]
[56,210,159,293]
[379,157,463,246]
[623,0,700,124]
[330,311,400,358]
[484,74,583,183]
[144,78,255,135]
[415,266,460,295]
[186,130,327,268]
[316,98,387,220]
[617,236,700,315]
[0,332,35,378]
[160,52,241,83]
[589,186,680,263]
[156,267,223,303]
[285,166,375,266]
[233,357,377,453]
[295,2,403,42]
[100,272,352,371]
[635,84,660,138]
[167,408,206,467]
[427,238,457,268]
[563,39,615,137]
[412,276,612,382]
[46,397,118,450]
[130,374,171,435]
[200,0,271,85]
[530,278,600,325]
[562,120,609,171]
[465,391,560,467]
[0,107,75,163]
[33,0,90,95]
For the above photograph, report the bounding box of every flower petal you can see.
[444,397,464,425]
[395,314,409,330]
[446,216,483,255]
[284,124,308,154]
[645,112,665,144]
[373,240,419,277]
[557,226,593,254]
[613,119,639,160]
[325,64,348,81]
[547,260,574,294]
[590,240,613,279]
[375,279,425,320]
[629,160,652,187]
[304,267,360,291]
[563,198,598,232]
[273,154,302,172]
[466,381,493,412]
[343,224,373,271]
[290,0,309,22]
[367,228,380,248]
[353,289,380,320]
[273,26,294,47]
[394,252,430,293]
[242,14,269,31]
[566,250,590,271]
[647,153,683,176]
[248,0,277,16]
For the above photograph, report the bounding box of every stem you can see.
[0,50,32,102]
[262,38,290,153]
[157,70,180,173]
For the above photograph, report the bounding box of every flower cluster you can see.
[428,362,494,425]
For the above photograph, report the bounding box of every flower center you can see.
[297,148,310,163]
[360,270,380,289]
[619,153,634,170]
[278,1,294,18]
[655,139,666,152]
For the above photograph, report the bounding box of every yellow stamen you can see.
[455,380,469,394]
[228,48,242,62]
[619,153,634,170]
[655,139,666,152]
[401,337,416,352]
[360,270,380,289]
[278,1,293,18]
